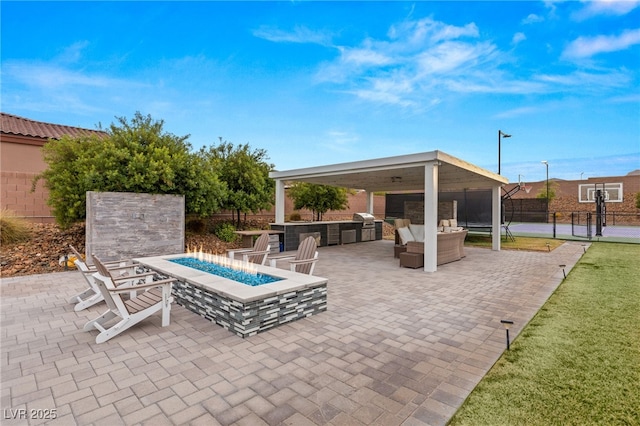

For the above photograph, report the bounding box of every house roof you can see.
[1,112,107,141]
[270,150,508,192]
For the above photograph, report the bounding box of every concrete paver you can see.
[1,240,586,425]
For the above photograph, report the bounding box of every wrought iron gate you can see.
[571,212,592,239]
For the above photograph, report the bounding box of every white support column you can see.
[424,162,439,272]
[492,185,502,251]
[275,180,286,224]
[366,191,374,215]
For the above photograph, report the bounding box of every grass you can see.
[464,234,565,251]
[449,242,640,425]
[0,208,31,245]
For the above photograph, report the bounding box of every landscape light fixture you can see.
[498,130,512,175]
[500,320,514,350]
[541,160,549,223]
[560,264,567,279]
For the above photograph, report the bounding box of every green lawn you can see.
[449,242,640,426]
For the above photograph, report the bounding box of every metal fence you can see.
[505,212,640,244]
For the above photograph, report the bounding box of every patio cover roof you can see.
[270,150,509,272]
[270,150,508,192]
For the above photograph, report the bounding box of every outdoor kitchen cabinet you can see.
[270,219,383,252]
[327,224,340,245]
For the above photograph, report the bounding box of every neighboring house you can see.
[1,112,107,222]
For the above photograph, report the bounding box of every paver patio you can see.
[1,240,586,425]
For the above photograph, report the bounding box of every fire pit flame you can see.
[186,247,258,276]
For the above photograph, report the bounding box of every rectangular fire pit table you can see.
[133,253,328,338]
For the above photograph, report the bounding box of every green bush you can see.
[0,209,31,245]
[215,222,238,242]
[34,112,227,228]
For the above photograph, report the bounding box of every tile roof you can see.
[1,112,107,140]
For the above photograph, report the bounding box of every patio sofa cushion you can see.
[409,224,425,242]
[397,227,415,245]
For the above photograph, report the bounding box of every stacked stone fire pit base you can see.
[173,280,327,337]
[134,253,328,338]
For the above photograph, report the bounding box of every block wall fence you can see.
[1,171,53,222]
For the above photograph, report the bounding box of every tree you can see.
[204,140,275,227]
[287,182,349,221]
[536,180,558,203]
[34,112,227,228]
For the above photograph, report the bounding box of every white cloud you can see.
[562,28,640,59]
[535,69,632,91]
[56,41,90,64]
[3,61,137,90]
[574,0,640,20]
[521,13,544,24]
[341,44,394,67]
[608,93,640,103]
[512,32,527,45]
[494,106,543,119]
[314,17,508,107]
[252,25,332,46]
[388,17,479,45]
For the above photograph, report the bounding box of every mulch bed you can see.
[0,222,242,278]
[1,219,396,278]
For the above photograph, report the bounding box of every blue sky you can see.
[2,1,639,184]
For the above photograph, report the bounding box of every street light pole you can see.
[498,130,511,175]
[542,160,549,223]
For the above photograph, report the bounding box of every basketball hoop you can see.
[520,183,532,194]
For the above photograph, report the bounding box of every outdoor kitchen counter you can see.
[270,220,383,251]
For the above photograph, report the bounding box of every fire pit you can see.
[169,253,281,286]
[134,252,328,338]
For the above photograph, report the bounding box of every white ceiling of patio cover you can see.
[270,151,508,192]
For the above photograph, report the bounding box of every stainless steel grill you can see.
[353,213,375,228]
[353,213,376,241]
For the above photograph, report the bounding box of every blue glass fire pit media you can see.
[169,258,282,286]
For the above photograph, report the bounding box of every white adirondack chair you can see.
[268,236,319,275]
[226,233,271,265]
[84,255,176,344]
[67,245,139,311]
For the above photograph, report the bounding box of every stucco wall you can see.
[1,141,47,173]
[86,191,185,263]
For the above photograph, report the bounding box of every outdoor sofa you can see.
[395,219,468,267]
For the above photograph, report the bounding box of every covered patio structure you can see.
[270,150,509,272]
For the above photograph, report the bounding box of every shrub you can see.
[215,222,238,242]
[35,112,227,228]
[289,212,302,221]
[0,209,31,245]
